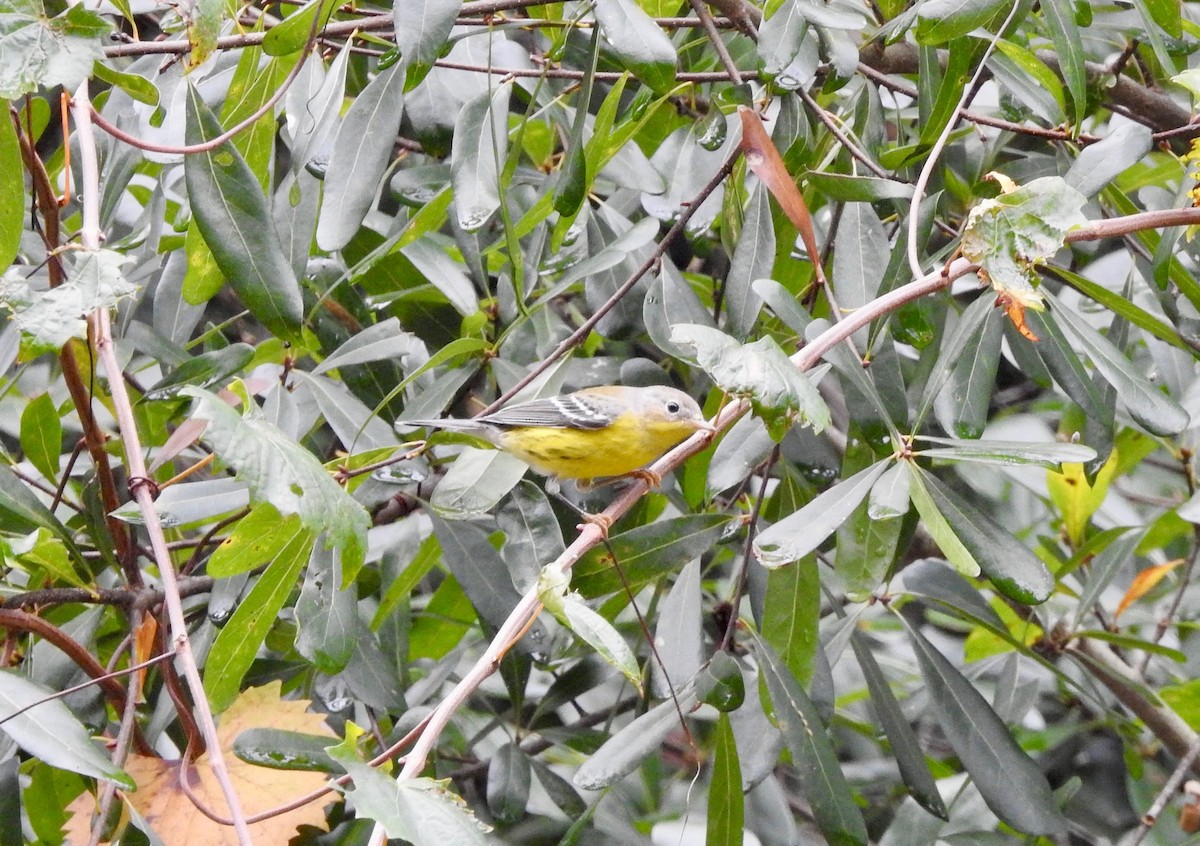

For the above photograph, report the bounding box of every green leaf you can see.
[92,61,158,107]
[7,528,88,589]
[851,633,948,819]
[429,448,529,519]
[0,99,24,271]
[232,728,340,773]
[330,751,490,844]
[0,670,133,788]
[913,437,1098,469]
[912,294,995,430]
[1044,294,1190,437]
[1040,0,1085,128]
[574,686,701,790]
[592,0,677,91]
[671,324,829,441]
[184,84,303,341]
[182,385,370,581]
[913,466,1054,604]
[110,478,249,529]
[394,0,461,89]
[143,343,255,400]
[539,567,641,688]
[934,299,1002,439]
[752,635,868,846]
[431,514,545,637]
[803,171,915,202]
[836,442,904,598]
[1044,264,1186,351]
[960,176,1087,311]
[725,182,773,337]
[915,0,1010,43]
[316,61,406,251]
[0,466,80,559]
[573,514,735,597]
[223,47,299,191]
[989,41,1066,125]
[757,0,814,87]
[897,615,1067,836]
[204,527,314,712]
[486,742,531,824]
[261,0,339,55]
[185,0,221,69]
[705,414,775,497]
[451,83,511,232]
[497,481,564,590]
[644,263,716,361]
[754,462,889,568]
[208,505,304,577]
[0,249,136,354]
[296,545,358,674]
[20,393,61,482]
[907,465,981,579]
[762,557,819,685]
[899,558,1007,631]
[706,714,744,846]
[0,2,109,98]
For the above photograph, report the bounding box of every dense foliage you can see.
[3,0,1200,843]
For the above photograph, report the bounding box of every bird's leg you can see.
[543,478,614,538]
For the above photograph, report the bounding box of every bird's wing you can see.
[479,393,619,430]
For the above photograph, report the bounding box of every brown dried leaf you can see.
[64,682,337,844]
[737,106,822,280]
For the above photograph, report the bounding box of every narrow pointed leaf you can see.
[0,101,22,270]
[707,713,744,846]
[574,686,700,789]
[204,527,314,711]
[592,0,677,90]
[394,0,461,88]
[316,61,405,251]
[753,635,868,846]
[914,437,1098,469]
[0,671,133,788]
[1046,295,1189,436]
[184,84,303,340]
[573,515,734,598]
[914,467,1053,603]
[898,615,1067,836]
[851,633,947,819]
[1040,0,1085,128]
[726,182,773,336]
[754,461,889,568]
[451,83,511,231]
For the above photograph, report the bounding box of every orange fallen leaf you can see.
[64,682,337,844]
[1115,559,1183,619]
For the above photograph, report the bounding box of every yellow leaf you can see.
[64,682,337,844]
[1115,559,1183,619]
[1047,455,1117,547]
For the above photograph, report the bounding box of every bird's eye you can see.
[666,401,681,413]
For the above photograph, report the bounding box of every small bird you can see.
[398,384,715,485]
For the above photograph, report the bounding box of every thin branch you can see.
[687,0,742,85]
[1067,636,1200,776]
[72,86,255,845]
[1128,735,1200,845]
[795,85,892,180]
[0,609,154,754]
[906,2,1022,280]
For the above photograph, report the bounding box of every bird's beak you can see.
[695,419,717,434]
